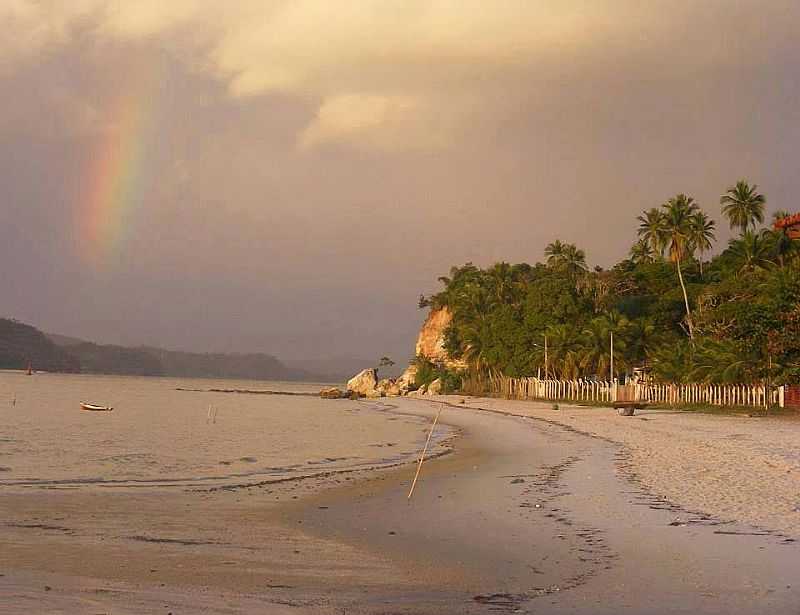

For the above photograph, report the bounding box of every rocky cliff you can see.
[414,307,466,370]
[334,307,466,400]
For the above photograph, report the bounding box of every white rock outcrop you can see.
[426,378,443,396]
[376,378,402,397]
[319,387,343,399]
[396,364,418,392]
[346,368,379,398]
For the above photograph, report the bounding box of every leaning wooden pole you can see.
[408,405,443,500]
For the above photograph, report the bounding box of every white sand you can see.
[434,395,800,537]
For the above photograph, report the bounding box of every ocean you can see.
[0,372,445,491]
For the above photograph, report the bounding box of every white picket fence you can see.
[475,376,784,409]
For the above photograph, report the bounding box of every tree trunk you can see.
[675,256,694,340]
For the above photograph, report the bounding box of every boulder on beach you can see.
[376,378,402,397]
[396,364,418,393]
[426,378,443,396]
[410,383,428,397]
[319,387,343,399]
[346,368,379,398]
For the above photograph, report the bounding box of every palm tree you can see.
[691,338,754,384]
[579,312,629,380]
[729,229,774,274]
[543,324,582,380]
[544,240,566,266]
[626,318,657,373]
[460,319,492,375]
[636,207,666,257]
[689,211,716,277]
[650,339,694,384]
[661,194,700,340]
[544,240,588,276]
[720,180,765,234]
[563,244,589,276]
[629,239,656,265]
[486,262,516,306]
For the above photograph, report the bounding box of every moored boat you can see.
[80,402,113,412]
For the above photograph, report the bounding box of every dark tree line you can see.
[420,181,800,384]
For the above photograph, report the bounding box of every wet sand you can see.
[1,398,799,613]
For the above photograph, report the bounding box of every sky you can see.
[2,1,800,364]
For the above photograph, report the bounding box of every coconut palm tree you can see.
[636,207,666,256]
[544,240,588,277]
[544,240,566,266]
[543,324,582,380]
[650,339,694,384]
[720,180,765,234]
[629,239,656,265]
[689,211,716,277]
[486,262,517,306]
[579,312,629,380]
[626,318,657,373]
[460,319,492,375]
[661,194,700,340]
[690,338,753,384]
[729,229,774,274]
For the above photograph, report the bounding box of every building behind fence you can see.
[461,374,786,409]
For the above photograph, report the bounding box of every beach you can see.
[438,395,800,538]
[2,384,799,613]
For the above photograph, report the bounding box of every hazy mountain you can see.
[44,330,317,381]
[0,318,80,373]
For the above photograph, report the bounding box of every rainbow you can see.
[79,64,165,268]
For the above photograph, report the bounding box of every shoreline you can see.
[1,396,799,613]
[430,394,800,538]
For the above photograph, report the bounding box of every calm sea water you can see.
[0,372,444,490]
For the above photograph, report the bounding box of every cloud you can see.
[0,1,620,150]
[3,1,798,151]
[299,93,449,151]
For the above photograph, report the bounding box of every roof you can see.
[774,213,800,230]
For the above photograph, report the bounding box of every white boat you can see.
[80,402,113,412]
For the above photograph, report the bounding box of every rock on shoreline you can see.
[321,364,440,399]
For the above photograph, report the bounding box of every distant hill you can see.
[140,347,312,381]
[0,318,80,372]
[44,330,315,381]
[63,342,164,377]
[1,317,320,381]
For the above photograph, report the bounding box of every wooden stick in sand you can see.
[407,404,443,500]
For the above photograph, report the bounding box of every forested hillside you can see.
[63,343,164,376]
[141,347,310,381]
[60,342,309,380]
[0,319,80,372]
[0,319,314,381]
[420,181,800,385]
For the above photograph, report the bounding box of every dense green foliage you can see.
[421,181,800,385]
[412,355,461,393]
